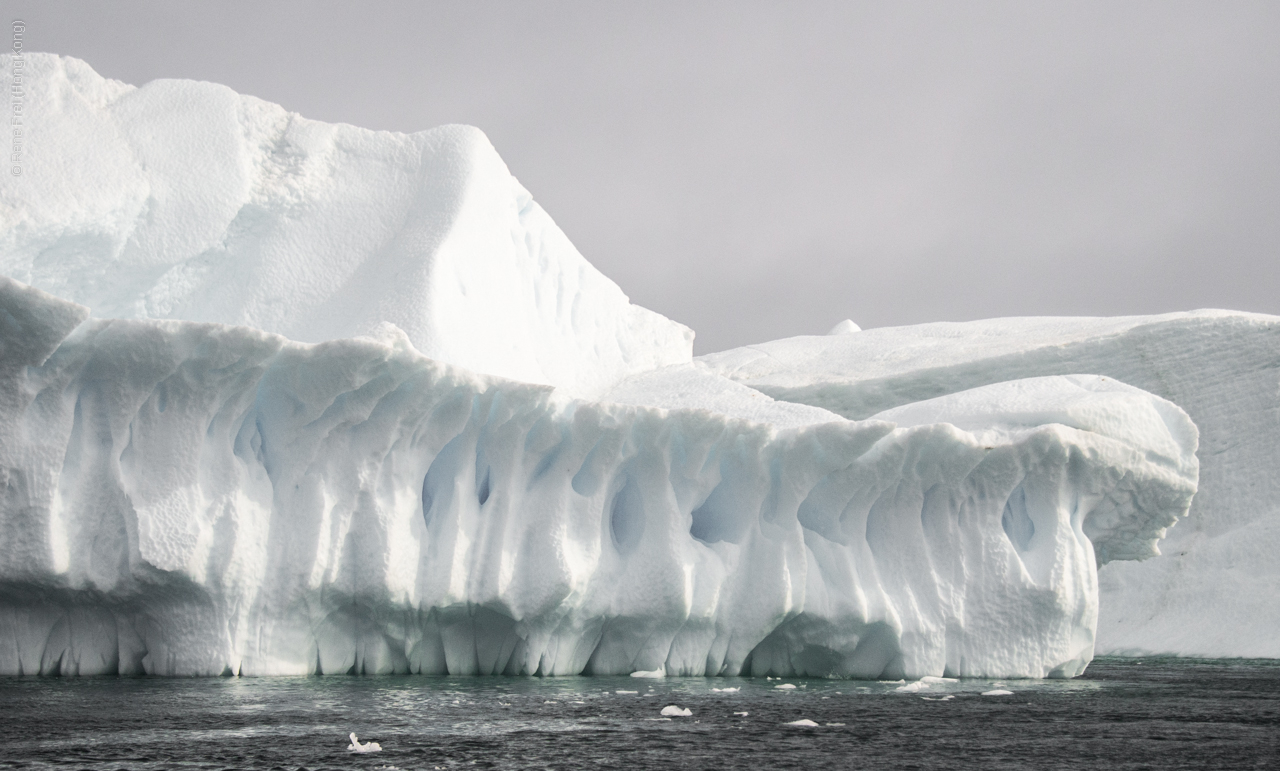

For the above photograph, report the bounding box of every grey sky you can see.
[9,0,1279,353]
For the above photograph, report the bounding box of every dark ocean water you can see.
[1,658,1277,770]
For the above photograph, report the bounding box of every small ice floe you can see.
[348,733,382,753]
[826,722,846,727]
[615,689,638,695]
[920,676,958,684]
[921,695,955,701]
[785,719,820,727]
[982,689,1015,696]
[660,705,692,717]
[712,687,740,692]
[631,668,666,678]
[895,680,930,693]
[774,683,797,690]
[734,711,749,716]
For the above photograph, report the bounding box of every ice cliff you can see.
[700,312,1280,657]
[0,277,1196,677]
[0,54,1235,677]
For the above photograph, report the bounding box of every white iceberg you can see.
[700,311,1280,657]
[0,275,1197,678]
[0,55,1212,680]
[0,53,691,399]
[660,705,692,717]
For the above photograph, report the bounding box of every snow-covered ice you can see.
[347,733,382,753]
[700,312,1280,657]
[660,705,692,717]
[785,719,820,727]
[0,275,1197,678]
[0,54,1231,679]
[0,54,691,398]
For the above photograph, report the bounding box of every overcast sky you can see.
[10,1,1279,353]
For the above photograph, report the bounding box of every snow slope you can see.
[0,278,1197,677]
[0,54,692,398]
[700,312,1280,657]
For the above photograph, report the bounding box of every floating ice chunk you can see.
[827,319,861,335]
[920,676,958,684]
[631,669,666,679]
[826,722,846,726]
[347,733,382,753]
[921,695,955,701]
[615,690,638,695]
[774,683,797,690]
[982,689,1015,696]
[735,711,750,716]
[895,681,930,693]
[660,705,692,717]
[712,687,740,692]
[785,719,820,727]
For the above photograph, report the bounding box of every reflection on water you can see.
[1,658,1276,770]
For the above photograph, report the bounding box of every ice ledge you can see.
[0,277,1197,678]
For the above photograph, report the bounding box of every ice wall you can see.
[0,53,692,398]
[0,278,1197,677]
[700,312,1280,657]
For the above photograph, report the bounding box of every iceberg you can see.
[0,53,691,398]
[0,55,1210,677]
[700,312,1280,657]
[0,276,1197,678]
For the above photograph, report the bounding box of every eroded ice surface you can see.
[0,278,1196,677]
[700,312,1280,657]
[0,54,1215,676]
[0,53,691,398]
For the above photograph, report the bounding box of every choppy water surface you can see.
[1,658,1276,770]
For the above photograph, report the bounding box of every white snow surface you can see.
[0,54,692,398]
[700,312,1280,657]
[0,277,1196,678]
